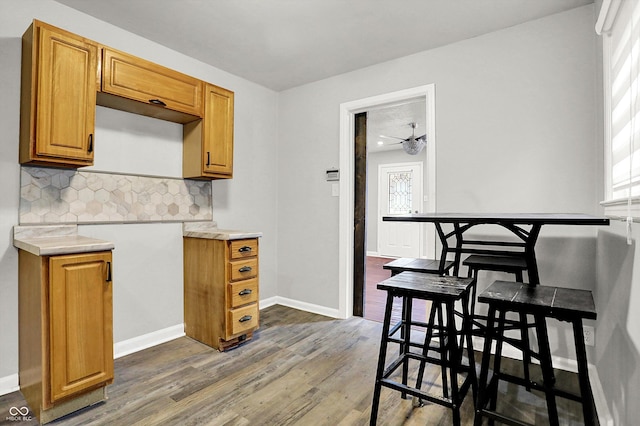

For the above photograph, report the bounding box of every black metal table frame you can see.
[382,213,610,285]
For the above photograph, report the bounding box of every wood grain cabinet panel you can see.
[228,258,258,282]
[183,84,234,179]
[184,237,259,351]
[100,47,203,122]
[49,253,114,402]
[229,239,258,259]
[18,250,113,424]
[228,279,258,308]
[228,304,259,336]
[20,20,98,167]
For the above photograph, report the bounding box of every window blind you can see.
[599,0,640,219]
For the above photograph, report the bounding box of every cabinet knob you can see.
[238,246,252,253]
[239,289,252,296]
[88,134,93,153]
[149,99,167,107]
[239,315,252,323]
[238,266,252,273]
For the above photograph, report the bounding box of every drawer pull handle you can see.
[239,315,252,323]
[238,246,252,253]
[149,99,167,107]
[239,266,252,273]
[239,289,252,296]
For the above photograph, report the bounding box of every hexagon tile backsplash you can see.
[20,167,212,224]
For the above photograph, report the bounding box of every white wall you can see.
[277,4,602,357]
[0,0,279,389]
[595,223,640,425]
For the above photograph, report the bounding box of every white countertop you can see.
[182,222,262,240]
[13,225,115,256]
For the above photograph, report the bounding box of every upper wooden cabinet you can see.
[20,20,98,167]
[19,20,233,178]
[183,84,234,179]
[99,47,203,123]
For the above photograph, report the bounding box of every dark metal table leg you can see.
[370,291,395,426]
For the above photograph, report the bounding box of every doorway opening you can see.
[337,85,436,320]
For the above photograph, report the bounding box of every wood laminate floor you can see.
[1,304,589,425]
[364,256,430,325]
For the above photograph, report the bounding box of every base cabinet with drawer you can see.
[18,250,114,424]
[183,237,259,351]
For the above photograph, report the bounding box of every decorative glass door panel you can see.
[378,163,422,258]
[388,171,413,214]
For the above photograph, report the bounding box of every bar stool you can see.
[474,280,598,426]
[463,255,532,387]
[370,272,477,426]
[384,257,456,354]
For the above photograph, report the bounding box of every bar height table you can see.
[382,213,610,285]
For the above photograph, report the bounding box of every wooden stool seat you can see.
[370,272,477,426]
[479,280,597,320]
[463,254,527,276]
[474,281,597,426]
[383,257,454,276]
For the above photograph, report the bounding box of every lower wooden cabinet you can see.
[18,250,114,424]
[183,237,259,351]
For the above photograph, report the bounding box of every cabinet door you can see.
[32,23,98,164]
[102,48,202,118]
[49,252,113,402]
[202,84,234,177]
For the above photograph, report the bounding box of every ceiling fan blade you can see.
[379,135,406,141]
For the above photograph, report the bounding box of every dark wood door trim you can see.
[353,112,367,317]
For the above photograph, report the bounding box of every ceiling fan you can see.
[379,122,426,155]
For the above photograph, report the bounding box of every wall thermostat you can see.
[326,169,339,181]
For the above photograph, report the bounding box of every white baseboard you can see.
[0,374,19,397]
[259,296,278,309]
[263,296,340,318]
[114,324,185,359]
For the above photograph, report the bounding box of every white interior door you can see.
[378,162,423,258]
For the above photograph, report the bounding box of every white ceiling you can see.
[54,0,593,92]
[367,100,427,154]
[53,0,593,154]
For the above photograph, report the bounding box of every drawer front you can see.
[228,279,258,308]
[102,48,203,117]
[228,258,258,282]
[227,304,259,337]
[229,239,258,260]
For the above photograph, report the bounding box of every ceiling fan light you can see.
[402,138,425,155]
